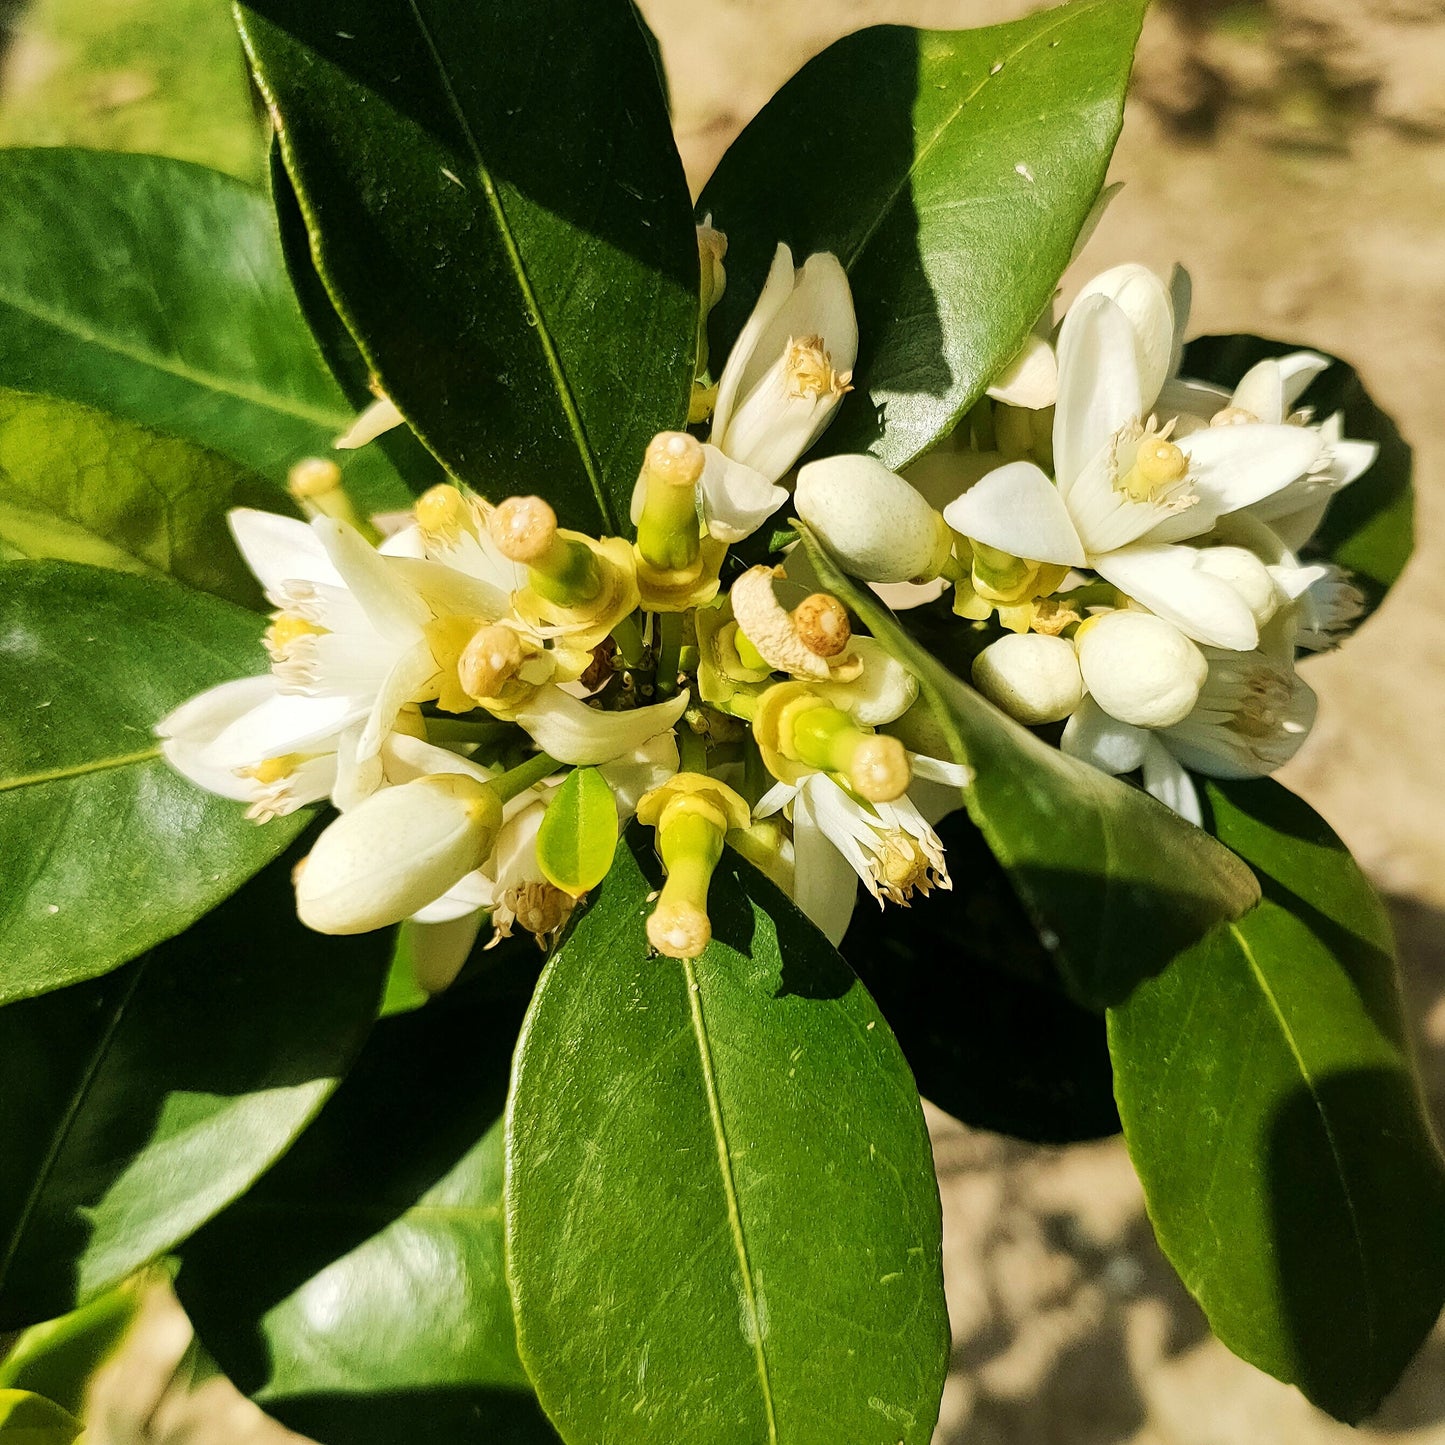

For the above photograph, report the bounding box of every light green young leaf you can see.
[798,525,1260,1008]
[0,1389,81,1443]
[0,853,389,1329]
[506,835,949,1444]
[536,767,618,898]
[0,388,281,610]
[0,563,306,1004]
[0,148,408,514]
[1109,778,1445,1424]
[701,0,1146,471]
[237,0,699,532]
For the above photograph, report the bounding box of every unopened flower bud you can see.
[795,455,952,583]
[1194,546,1280,627]
[972,633,1083,725]
[1077,611,1207,729]
[1073,263,1174,405]
[296,773,503,935]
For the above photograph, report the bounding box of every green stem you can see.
[613,612,645,668]
[494,751,561,803]
[679,722,706,773]
[656,610,685,700]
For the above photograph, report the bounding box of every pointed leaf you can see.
[535,767,618,898]
[799,525,1260,1008]
[505,836,949,1444]
[1108,779,1445,1422]
[0,148,408,514]
[1181,334,1413,622]
[0,851,389,1328]
[701,1,1145,470]
[0,563,307,1003]
[0,387,280,609]
[238,0,699,532]
[179,961,559,1445]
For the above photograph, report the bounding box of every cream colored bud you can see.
[1073,264,1175,405]
[972,633,1083,725]
[489,495,558,563]
[1077,611,1207,729]
[792,593,851,658]
[795,454,950,583]
[1194,546,1280,627]
[296,774,502,935]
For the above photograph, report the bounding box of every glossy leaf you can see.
[179,960,558,1445]
[0,563,307,1003]
[268,145,447,500]
[1109,779,1445,1423]
[535,767,617,898]
[799,526,1260,1008]
[506,835,949,1444]
[842,810,1118,1143]
[700,1,1144,470]
[0,148,408,514]
[0,850,389,1329]
[1182,334,1413,620]
[0,387,277,609]
[239,0,699,532]
[0,1390,81,1443]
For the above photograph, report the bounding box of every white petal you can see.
[1073,264,1175,409]
[698,445,787,543]
[334,396,404,450]
[721,358,836,481]
[386,555,511,620]
[1329,436,1379,488]
[356,639,442,761]
[816,638,918,726]
[1093,545,1260,651]
[378,524,427,559]
[1054,293,1144,491]
[228,509,342,595]
[156,675,283,801]
[198,689,365,769]
[1278,351,1332,412]
[985,332,1058,409]
[908,753,973,789]
[1228,358,1286,424]
[1166,264,1192,380]
[598,733,681,819]
[311,516,430,642]
[752,779,798,820]
[710,243,796,445]
[1175,423,1322,517]
[792,777,861,947]
[1157,376,1230,430]
[1060,695,1148,774]
[296,773,499,934]
[943,460,1085,567]
[403,912,486,993]
[869,577,950,610]
[511,686,689,766]
[1140,737,1203,826]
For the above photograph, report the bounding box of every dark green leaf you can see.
[843,810,1118,1143]
[701,1,1145,470]
[0,563,307,1003]
[268,144,447,500]
[1182,334,1413,622]
[0,387,279,609]
[179,960,558,1445]
[239,0,699,532]
[506,835,949,1444]
[0,148,408,515]
[0,849,389,1328]
[799,525,1260,1009]
[1109,778,1445,1423]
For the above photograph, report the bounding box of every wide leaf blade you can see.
[0,148,407,514]
[0,563,306,1003]
[0,387,280,609]
[179,959,559,1444]
[700,1,1145,470]
[1108,778,1445,1422]
[799,525,1260,1008]
[505,836,949,1444]
[0,849,390,1328]
[238,0,699,532]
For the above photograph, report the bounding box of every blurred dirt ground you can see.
[5,0,1445,1441]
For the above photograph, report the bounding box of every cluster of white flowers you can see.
[798,262,1377,825]
[157,236,967,980]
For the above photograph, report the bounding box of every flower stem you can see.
[494,751,561,803]
[656,611,685,700]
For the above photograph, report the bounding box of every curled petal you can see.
[228,509,343,596]
[1140,737,1203,826]
[943,460,1085,567]
[1060,695,1149,775]
[698,444,787,544]
[510,686,690,766]
[1092,544,1260,651]
[334,396,405,450]
[985,331,1058,410]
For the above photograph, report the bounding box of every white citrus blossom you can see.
[754,753,971,945]
[695,243,858,542]
[944,276,1325,651]
[1075,611,1206,729]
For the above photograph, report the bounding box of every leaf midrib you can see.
[1232,920,1377,1358]
[0,746,162,795]
[400,0,614,531]
[683,957,778,1442]
[0,286,352,432]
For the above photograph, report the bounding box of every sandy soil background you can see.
[4,1,1444,1440]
